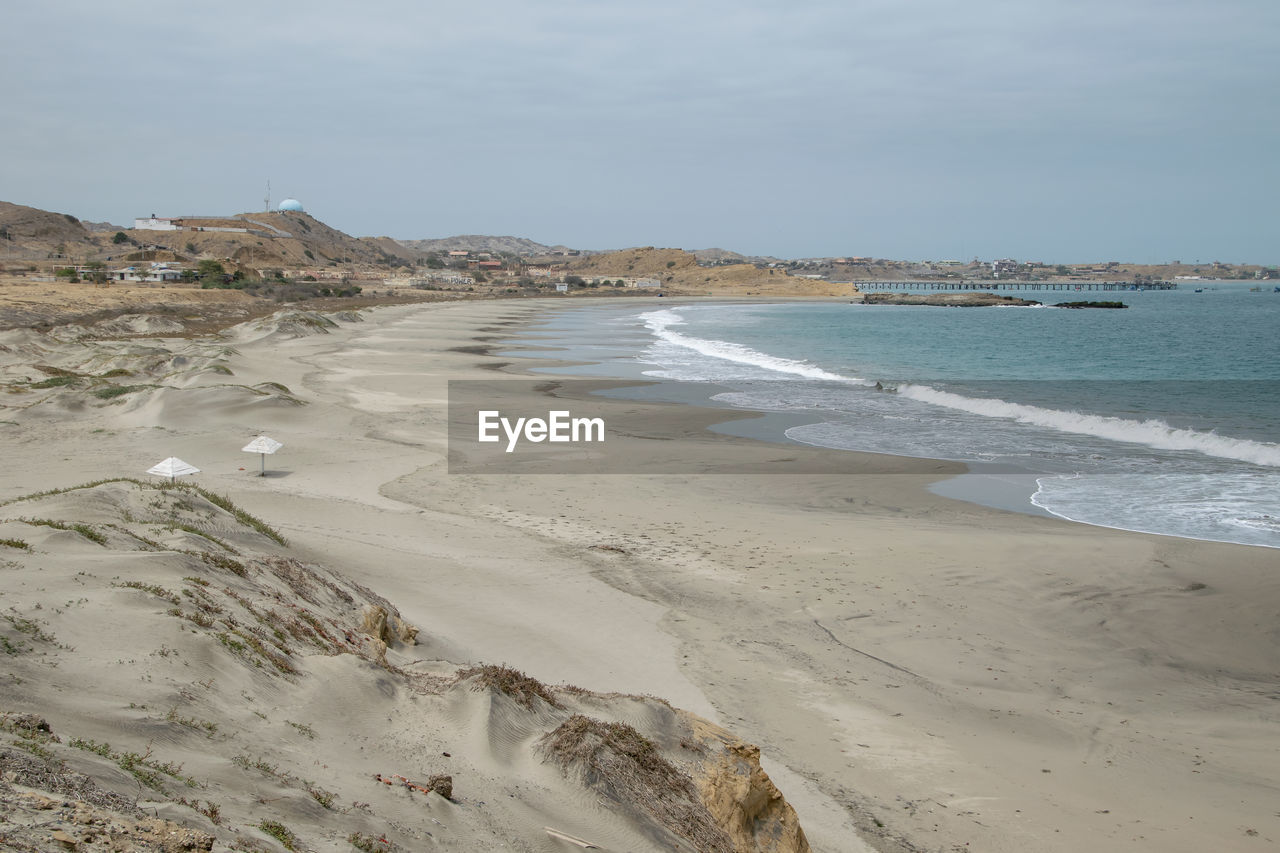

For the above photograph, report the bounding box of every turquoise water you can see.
[516,286,1280,548]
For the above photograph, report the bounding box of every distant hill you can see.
[692,247,786,266]
[113,211,422,271]
[691,247,747,263]
[568,246,853,297]
[0,201,424,274]
[0,201,98,254]
[82,220,129,233]
[396,235,576,256]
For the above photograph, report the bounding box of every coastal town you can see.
[3,200,1275,312]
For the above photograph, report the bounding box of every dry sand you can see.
[0,298,1277,852]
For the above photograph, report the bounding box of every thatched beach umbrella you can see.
[241,435,283,476]
[147,456,200,483]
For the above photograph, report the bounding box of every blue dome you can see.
[278,198,304,212]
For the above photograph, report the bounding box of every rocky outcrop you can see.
[360,603,419,647]
[0,788,215,852]
[694,726,811,853]
[539,709,810,853]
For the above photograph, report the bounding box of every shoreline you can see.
[510,296,1279,550]
[2,297,1278,851]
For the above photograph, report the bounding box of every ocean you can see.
[511,284,1280,549]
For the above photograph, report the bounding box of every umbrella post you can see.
[260,453,265,476]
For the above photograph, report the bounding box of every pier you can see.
[853,280,1177,292]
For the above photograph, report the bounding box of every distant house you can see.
[110,264,185,282]
[134,216,180,231]
[525,264,562,277]
[554,282,569,292]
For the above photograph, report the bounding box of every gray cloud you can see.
[2,0,1276,261]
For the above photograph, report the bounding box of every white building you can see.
[134,216,180,231]
[111,263,185,282]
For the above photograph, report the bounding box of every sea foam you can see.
[639,309,865,384]
[898,383,1280,468]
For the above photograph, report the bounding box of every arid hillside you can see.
[568,247,855,297]
[0,201,100,254]
[398,234,571,255]
[1,202,423,279]
[121,212,421,273]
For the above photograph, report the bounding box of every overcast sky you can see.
[2,1,1276,262]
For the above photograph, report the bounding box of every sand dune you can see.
[0,478,808,852]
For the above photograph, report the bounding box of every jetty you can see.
[854,280,1176,291]
[861,292,1039,307]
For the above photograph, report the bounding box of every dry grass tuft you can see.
[0,746,141,815]
[456,664,562,709]
[540,715,733,853]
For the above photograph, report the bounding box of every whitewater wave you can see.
[639,309,867,384]
[1030,471,1280,548]
[899,383,1280,468]
[637,307,1280,469]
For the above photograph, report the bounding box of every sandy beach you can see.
[1,297,1277,852]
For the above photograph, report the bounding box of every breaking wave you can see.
[639,309,865,384]
[898,383,1280,468]
[637,307,1280,470]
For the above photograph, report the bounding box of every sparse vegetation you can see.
[201,551,248,576]
[3,614,59,646]
[257,820,300,851]
[31,375,79,389]
[70,737,197,791]
[200,489,288,545]
[2,479,288,547]
[92,384,145,399]
[286,720,315,739]
[457,663,561,709]
[115,580,181,605]
[232,753,280,776]
[349,832,396,852]
[69,737,112,757]
[166,707,218,737]
[177,796,223,824]
[17,517,106,545]
[307,783,336,808]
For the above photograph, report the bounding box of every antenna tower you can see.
[264,180,271,213]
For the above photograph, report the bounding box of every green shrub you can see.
[257,820,299,851]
